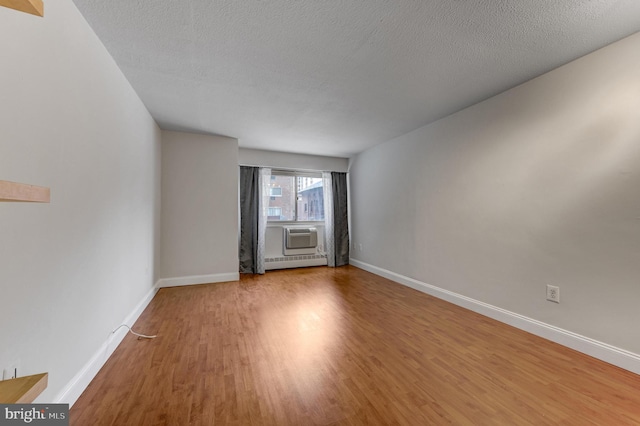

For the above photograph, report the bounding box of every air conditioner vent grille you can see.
[283,227,318,255]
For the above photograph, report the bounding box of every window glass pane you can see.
[269,187,282,197]
[297,177,324,221]
[268,207,282,217]
[267,175,295,221]
[268,173,325,221]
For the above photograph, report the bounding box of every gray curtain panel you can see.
[332,172,350,266]
[239,166,260,273]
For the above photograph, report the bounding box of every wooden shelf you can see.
[0,373,48,403]
[0,180,50,203]
[0,0,43,16]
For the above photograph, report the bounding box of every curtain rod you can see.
[238,164,335,173]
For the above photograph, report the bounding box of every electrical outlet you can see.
[359,243,363,252]
[546,285,560,303]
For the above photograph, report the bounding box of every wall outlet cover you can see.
[546,285,560,303]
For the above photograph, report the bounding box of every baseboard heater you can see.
[265,253,328,271]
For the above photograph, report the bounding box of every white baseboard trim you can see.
[53,282,160,406]
[349,258,640,375]
[156,272,239,288]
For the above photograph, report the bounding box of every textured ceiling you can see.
[72,0,640,158]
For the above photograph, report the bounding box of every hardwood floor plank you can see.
[70,266,640,425]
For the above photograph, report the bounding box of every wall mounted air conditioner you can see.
[283,227,318,255]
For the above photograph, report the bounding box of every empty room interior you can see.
[1,0,640,424]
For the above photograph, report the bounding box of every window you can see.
[267,207,282,218]
[269,187,282,197]
[267,171,324,222]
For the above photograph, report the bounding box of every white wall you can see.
[239,148,348,172]
[350,33,640,356]
[160,131,239,285]
[0,2,161,403]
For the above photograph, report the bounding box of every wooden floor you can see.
[71,266,640,425]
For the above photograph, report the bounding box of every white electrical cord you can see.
[112,324,157,339]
